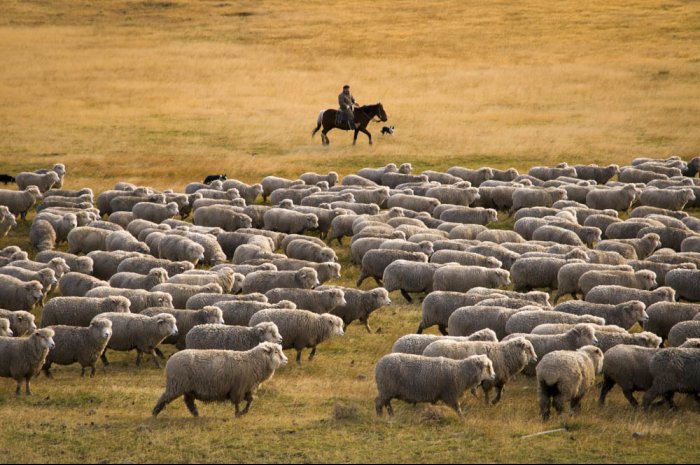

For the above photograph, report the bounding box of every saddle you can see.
[336,110,355,129]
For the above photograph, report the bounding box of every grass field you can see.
[1,0,700,462]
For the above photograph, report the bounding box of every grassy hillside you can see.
[0,1,699,462]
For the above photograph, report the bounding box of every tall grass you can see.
[0,1,699,462]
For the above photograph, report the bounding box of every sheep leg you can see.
[24,378,32,396]
[662,392,677,410]
[183,393,199,417]
[136,351,143,367]
[621,389,639,408]
[400,290,413,304]
[42,363,53,379]
[309,346,317,361]
[15,380,22,396]
[552,395,566,417]
[361,318,373,334]
[598,376,616,406]
[154,348,166,359]
[570,396,583,413]
[438,325,448,336]
[152,392,177,417]
[101,350,110,367]
[374,396,384,416]
[236,392,254,417]
[491,385,505,405]
[444,397,463,419]
[356,272,367,287]
[385,400,394,417]
[295,349,303,365]
[641,388,659,409]
[150,350,162,369]
[373,277,383,287]
[552,292,562,305]
[416,323,425,334]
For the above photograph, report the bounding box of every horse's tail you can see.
[311,110,325,138]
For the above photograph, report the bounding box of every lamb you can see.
[157,234,205,265]
[573,164,620,184]
[439,207,498,226]
[0,206,16,238]
[432,265,511,293]
[391,329,498,355]
[36,251,94,275]
[192,206,252,232]
[505,310,605,335]
[0,186,43,219]
[668,321,700,347]
[446,167,494,186]
[0,309,37,336]
[167,269,241,294]
[40,296,131,327]
[271,259,340,284]
[249,309,344,364]
[645,302,700,341]
[185,322,283,351]
[109,268,169,290]
[0,329,55,395]
[422,337,538,404]
[15,170,60,193]
[151,282,223,309]
[357,250,428,287]
[585,184,640,211]
[265,288,346,314]
[642,347,700,409]
[585,285,675,308]
[85,287,173,313]
[510,257,583,293]
[152,342,288,418]
[578,269,657,297]
[374,353,495,418]
[554,263,634,303]
[536,346,604,420]
[382,260,444,303]
[285,239,336,263]
[141,306,224,350]
[502,324,598,376]
[554,300,648,330]
[0,275,43,310]
[42,319,113,377]
[116,256,194,277]
[58,272,109,297]
[665,269,700,301]
[95,312,178,367]
[263,208,318,235]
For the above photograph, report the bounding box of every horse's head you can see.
[377,103,388,122]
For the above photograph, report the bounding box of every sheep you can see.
[131,201,180,224]
[356,164,399,183]
[216,231,274,259]
[379,260,443,303]
[645,302,700,341]
[469,287,552,307]
[629,260,696,287]
[221,180,264,205]
[465,244,520,270]
[439,207,498,226]
[681,236,700,253]
[573,164,620,184]
[448,305,539,340]
[578,269,657,297]
[88,220,125,232]
[605,218,664,240]
[297,286,391,333]
[211,300,295,326]
[446,167,494,187]
[0,186,43,219]
[0,275,43,311]
[260,176,305,201]
[618,167,668,184]
[0,206,17,238]
[96,312,178,367]
[424,185,479,207]
[528,164,577,181]
[211,263,277,278]
[511,187,567,213]
[108,268,168,291]
[152,342,288,418]
[57,272,108,297]
[475,229,525,244]
[357,250,428,287]
[447,224,488,240]
[385,193,440,214]
[531,323,627,336]
[262,208,318,235]
[141,306,224,350]
[341,174,379,187]
[593,331,663,353]
[156,234,205,265]
[586,184,640,211]
[1,251,30,267]
[431,265,510,294]
[0,318,11,337]
[536,346,604,420]
[151,283,223,309]
[632,156,685,167]
[115,256,194,278]
[631,205,690,220]
[585,285,676,308]
[668,321,700,347]
[665,269,700,301]
[66,226,110,254]
[0,266,56,301]
[554,300,648,330]
[335,187,391,207]
[85,287,173,313]
[271,259,340,285]
[40,296,131,327]
[379,239,434,257]
[264,288,346,314]
[185,180,223,194]
[583,214,621,239]
[192,206,252,232]
[249,309,344,364]
[510,257,584,293]
[531,225,586,246]
[44,187,93,200]
[185,322,283,351]
[513,206,559,221]
[0,309,37,336]
[642,347,700,409]
[110,193,166,214]
[554,263,634,303]
[392,329,498,355]
[86,251,145,280]
[638,187,696,211]
[374,353,495,418]
[285,239,336,264]
[328,201,378,215]
[422,337,538,404]
[505,310,605,335]
[164,230,227,266]
[429,250,501,268]
[269,186,321,205]
[418,292,501,335]
[103,230,150,254]
[421,170,464,185]
[36,251,93,275]
[15,170,60,193]
[42,319,113,377]
[242,267,319,294]
[0,328,55,395]
[168,269,241,294]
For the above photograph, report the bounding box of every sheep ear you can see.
[262,344,273,353]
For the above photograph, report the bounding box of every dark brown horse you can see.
[311,103,387,145]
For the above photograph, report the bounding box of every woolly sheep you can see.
[505,310,605,335]
[447,224,488,240]
[0,275,43,310]
[115,256,194,278]
[85,287,173,312]
[42,319,113,377]
[528,164,577,181]
[36,251,93,275]
[0,329,55,395]
[536,346,603,420]
[425,185,479,207]
[642,348,700,409]
[668,321,700,347]
[167,269,241,294]
[185,322,283,351]
[421,170,464,185]
[531,323,627,336]
[446,167,494,187]
[665,269,700,301]
[131,201,180,224]
[271,259,340,285]
[439,207,498,225]
[86,251,145,281]
[429,250,501,268]
[583,214,621,239]
[66,226,110,254]
[265,288,346,314]
[211,300,294,326]
[0,206,16,238]
[306,286,391,333]
[379,239,434,257]
[554,300,647,330]
[0,266,56,300]
[269,186,321,205]
[110,193,166,214]
[285,239,336,264]
[109,268,169,291]
[96,312,178,367]
[423,337,538,404]
[594,331,662,353]
[585,285,675,308]
[392,329,498,356]
[221,180,264,205]
[156,234,205,265]
[418,292,500,335]
[57,272,107,297]
[554,263,633,303]
[629,260,695,287]
[356,249,427,287]
[618,167,668,184]
[192,205,252,232]
[262,208,318,235]
[0,309,37,336]
[141,306,224,350]
[40,296,131,327]
[631,205,689,220]
[29,219,55,252]
[448,305,538,340]
[586,184,640,211]
[645,302,700,341]
[464,244,520,271]
[185,180,223,195]
[578,269,657,297]
[374,353,495,418]
[242,267,319,294]
[510,187,567,213]
[638,187,695,211]
[605,218,664,240]
[329,201,379,215]
[249,309,344,364]
[341,174,379,187]
[356,164,399,183]
[0,186,43,219]
[151,283,223,309]
[15,170,60,193]
[531,225,585,246]
[634,162,683,177]
[152,342,288,418]
[573,164,620,184]
[511,257,583,293]
[260,176,305,201]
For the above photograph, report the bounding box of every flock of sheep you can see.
[0,156,700,421]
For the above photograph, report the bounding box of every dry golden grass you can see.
[1,0,699,462]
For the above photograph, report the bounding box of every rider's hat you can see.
[343,84,350,90]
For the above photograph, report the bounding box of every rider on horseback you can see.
[338,84,357,129]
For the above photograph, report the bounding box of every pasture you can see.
[1,0,699,463]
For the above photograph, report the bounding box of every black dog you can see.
[381,126,394,135]
[0,174,15,185]
[203,174,227,184]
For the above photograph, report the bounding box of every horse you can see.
[311,103,387,146]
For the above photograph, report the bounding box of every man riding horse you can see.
[338,84,357,129]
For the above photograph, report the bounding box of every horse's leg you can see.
[359,127,372,145]
[353,128,360,145]
[322,128,330,146]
